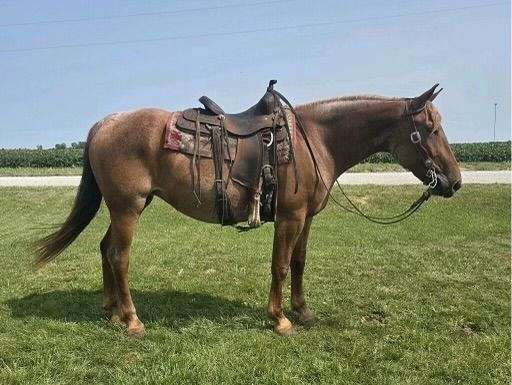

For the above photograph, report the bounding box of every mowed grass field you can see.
[0,185,509,385]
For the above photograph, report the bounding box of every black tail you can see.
[35,141,102,267]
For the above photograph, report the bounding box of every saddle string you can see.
[221,122,231,224]
[192,111,202,205]
[271,108,279,199]
[220,123,226,223]
[272,90,432,225]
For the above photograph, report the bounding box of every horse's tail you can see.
[35,126,102,267]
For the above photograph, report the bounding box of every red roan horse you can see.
[36,84,461,337]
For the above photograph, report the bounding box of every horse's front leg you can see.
[267,214,305,335]
[290,217,316,325]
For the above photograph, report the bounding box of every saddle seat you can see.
[199,79,279,137]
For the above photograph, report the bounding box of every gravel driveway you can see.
[0,171,509,187]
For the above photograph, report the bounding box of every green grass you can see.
[0,185,509,385]
[348,162,510,173]
[0,162,509,176]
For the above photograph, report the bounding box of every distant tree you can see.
[70,141,86,149]
[55,143,67,149]
[36,145,43,150]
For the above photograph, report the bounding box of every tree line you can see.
[34,142,87,150]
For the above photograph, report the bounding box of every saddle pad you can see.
[164,112,236,162]
[163,110,294,165]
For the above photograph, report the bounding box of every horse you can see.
[35,84,461,337]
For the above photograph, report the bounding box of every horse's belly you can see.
[154,152,252,224]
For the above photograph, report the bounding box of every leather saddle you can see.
[174,80,293,226]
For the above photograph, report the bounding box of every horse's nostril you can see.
[452,180,462,192]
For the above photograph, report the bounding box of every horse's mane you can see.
[296,95,441,126]
[296,95,405,117]
[297,95,403,111]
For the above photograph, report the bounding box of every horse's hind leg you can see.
[100,226,121,323]
[100,195,153,325]
[104,199,146,337]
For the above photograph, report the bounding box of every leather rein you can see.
[274,94,439,225]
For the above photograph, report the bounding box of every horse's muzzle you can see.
[432,174,461,198]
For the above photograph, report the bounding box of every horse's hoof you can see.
[248,218,261,228]
[296,309,317,326]
[109,314,123,326]
[274,318,294,336]
[127,323,146,339]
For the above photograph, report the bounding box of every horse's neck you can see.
[297,98,404,179]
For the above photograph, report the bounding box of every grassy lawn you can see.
[0,185,509,385]
[349,162,510,173]
[0,162,509,176]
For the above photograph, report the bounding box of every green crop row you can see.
[0,149,83,168]
[364,141,510,163]
[0,141,509,167]
[450,141,511,162]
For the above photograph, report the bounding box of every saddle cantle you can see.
[165,80,295,227]
[199,79,278,137]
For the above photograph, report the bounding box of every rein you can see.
[273,92,437,225]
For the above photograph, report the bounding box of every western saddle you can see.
[173,80,295,227]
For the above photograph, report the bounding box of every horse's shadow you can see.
[6,289,264,329]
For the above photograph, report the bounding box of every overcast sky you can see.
[0,0,510,148]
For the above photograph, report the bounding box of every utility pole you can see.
[493,102,497,141]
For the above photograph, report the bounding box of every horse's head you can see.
[391,85,461,198]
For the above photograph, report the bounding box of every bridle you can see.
[278,95,441,225]
[404,100,439,190]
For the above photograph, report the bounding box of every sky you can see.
[0,0,510,148]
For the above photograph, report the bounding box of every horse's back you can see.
[90,108,170,155]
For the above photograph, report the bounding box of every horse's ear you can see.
[429,87,443,102]
[412,84,439,110]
